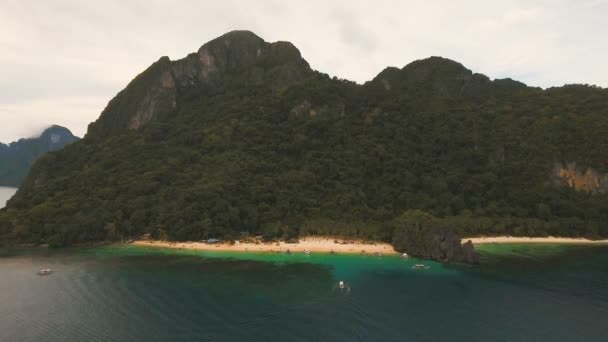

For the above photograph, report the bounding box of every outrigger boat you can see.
[412,264,430,270]
[335,280,351,293]
[38,269,53,276]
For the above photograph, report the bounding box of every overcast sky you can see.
[1,0,607,142]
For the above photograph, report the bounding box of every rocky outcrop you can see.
[553,162,608,193]
[88,56,176,137]
[392,224,480,264]
[461,240,478,263]
[88,31,311,138]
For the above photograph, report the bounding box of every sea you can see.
[1,244,607,341]
[0,186,17,208]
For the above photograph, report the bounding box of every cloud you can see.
[0,0,607,141]
[0,95,106,141]
[331,8,377,53]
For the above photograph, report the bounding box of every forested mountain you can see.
[0,126,79,187]
[1,31,608,252]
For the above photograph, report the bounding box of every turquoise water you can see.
[1,245,608,341]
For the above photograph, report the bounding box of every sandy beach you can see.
[463,236,608,245]
[133,236,398,255]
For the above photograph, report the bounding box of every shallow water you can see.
[1,244,607,341]
[0,186,17,208]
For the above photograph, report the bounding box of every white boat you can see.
[304,249,310,255]
[412,264,429,270]
[338,280,345,289]
[401,253,409,258]
[38,269,53,275]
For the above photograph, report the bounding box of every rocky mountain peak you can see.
[88,31,310,138]
[195,30,306,81]
[197,30,267,78]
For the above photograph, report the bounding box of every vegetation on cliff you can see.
[1,31,608,256]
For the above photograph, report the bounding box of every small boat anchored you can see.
[38,269,54,276]
[401,253,409,258]
[412,264,430,270]
[304,249,310,255]
[334,280,351,293]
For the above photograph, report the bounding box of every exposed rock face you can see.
[88,57,176,137]
[196,30,266,82]
[128,69,177,130]
[554,162,608,192]
[392,224,480,264]
[88,31,311,138]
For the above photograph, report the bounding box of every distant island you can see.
[0,126,79,187]
[2,30,608,263]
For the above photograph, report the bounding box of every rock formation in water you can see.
[391,210,480,263]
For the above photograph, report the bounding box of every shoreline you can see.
[463,236,608,245]
[133,237,398,255]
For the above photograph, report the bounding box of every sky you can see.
[1,0,607,142]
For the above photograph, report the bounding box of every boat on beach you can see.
[38,269,53,276]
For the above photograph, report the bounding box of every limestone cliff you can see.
[554,162,608,192]
[88,31,310,138]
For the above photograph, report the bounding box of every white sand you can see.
[463,236,608,245]
[133,236,397,255]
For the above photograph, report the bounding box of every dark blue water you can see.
[1,245,607,341]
